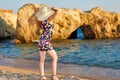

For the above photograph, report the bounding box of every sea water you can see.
[0,38,120,69]
[0,28,120,69]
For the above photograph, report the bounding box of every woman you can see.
[28,6,59,80]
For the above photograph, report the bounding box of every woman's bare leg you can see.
[47,50,59,80]
[39,51,46,76]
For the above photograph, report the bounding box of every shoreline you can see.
[0,56,120,80]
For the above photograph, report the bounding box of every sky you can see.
[0,0,120,13]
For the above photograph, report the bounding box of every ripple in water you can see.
[0,39,120,69]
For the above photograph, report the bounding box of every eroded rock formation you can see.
[16,4,83,43]
[81,7,120,39]
[17,4,120,42]
[3,4,120,43]
[0,9,17,39]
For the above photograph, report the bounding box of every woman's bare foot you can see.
[51,75,59,80]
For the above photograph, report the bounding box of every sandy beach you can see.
[0,56,119,80]
[0,57,90,80]
[0,66,91,80]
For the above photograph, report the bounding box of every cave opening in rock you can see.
[68,28,85,39]
[77,28,85,39]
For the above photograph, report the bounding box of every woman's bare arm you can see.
[47,8,58,23]
[28,8,42,24]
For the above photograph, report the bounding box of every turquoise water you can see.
[0,39,120,69]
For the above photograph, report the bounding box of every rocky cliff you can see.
[1,4,120,43]
[0,9,17,39]
[15,3,83,43]
[16,4,120,43]
[81,7,120,39]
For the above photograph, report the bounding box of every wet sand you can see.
[0,56,119,80]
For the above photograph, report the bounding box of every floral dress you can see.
[38,20,54,51]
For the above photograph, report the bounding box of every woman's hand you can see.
[28,18,36,24]
[28,14,36,24]
[32,40,40,43]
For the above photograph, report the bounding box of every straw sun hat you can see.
[35,6,55,21]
